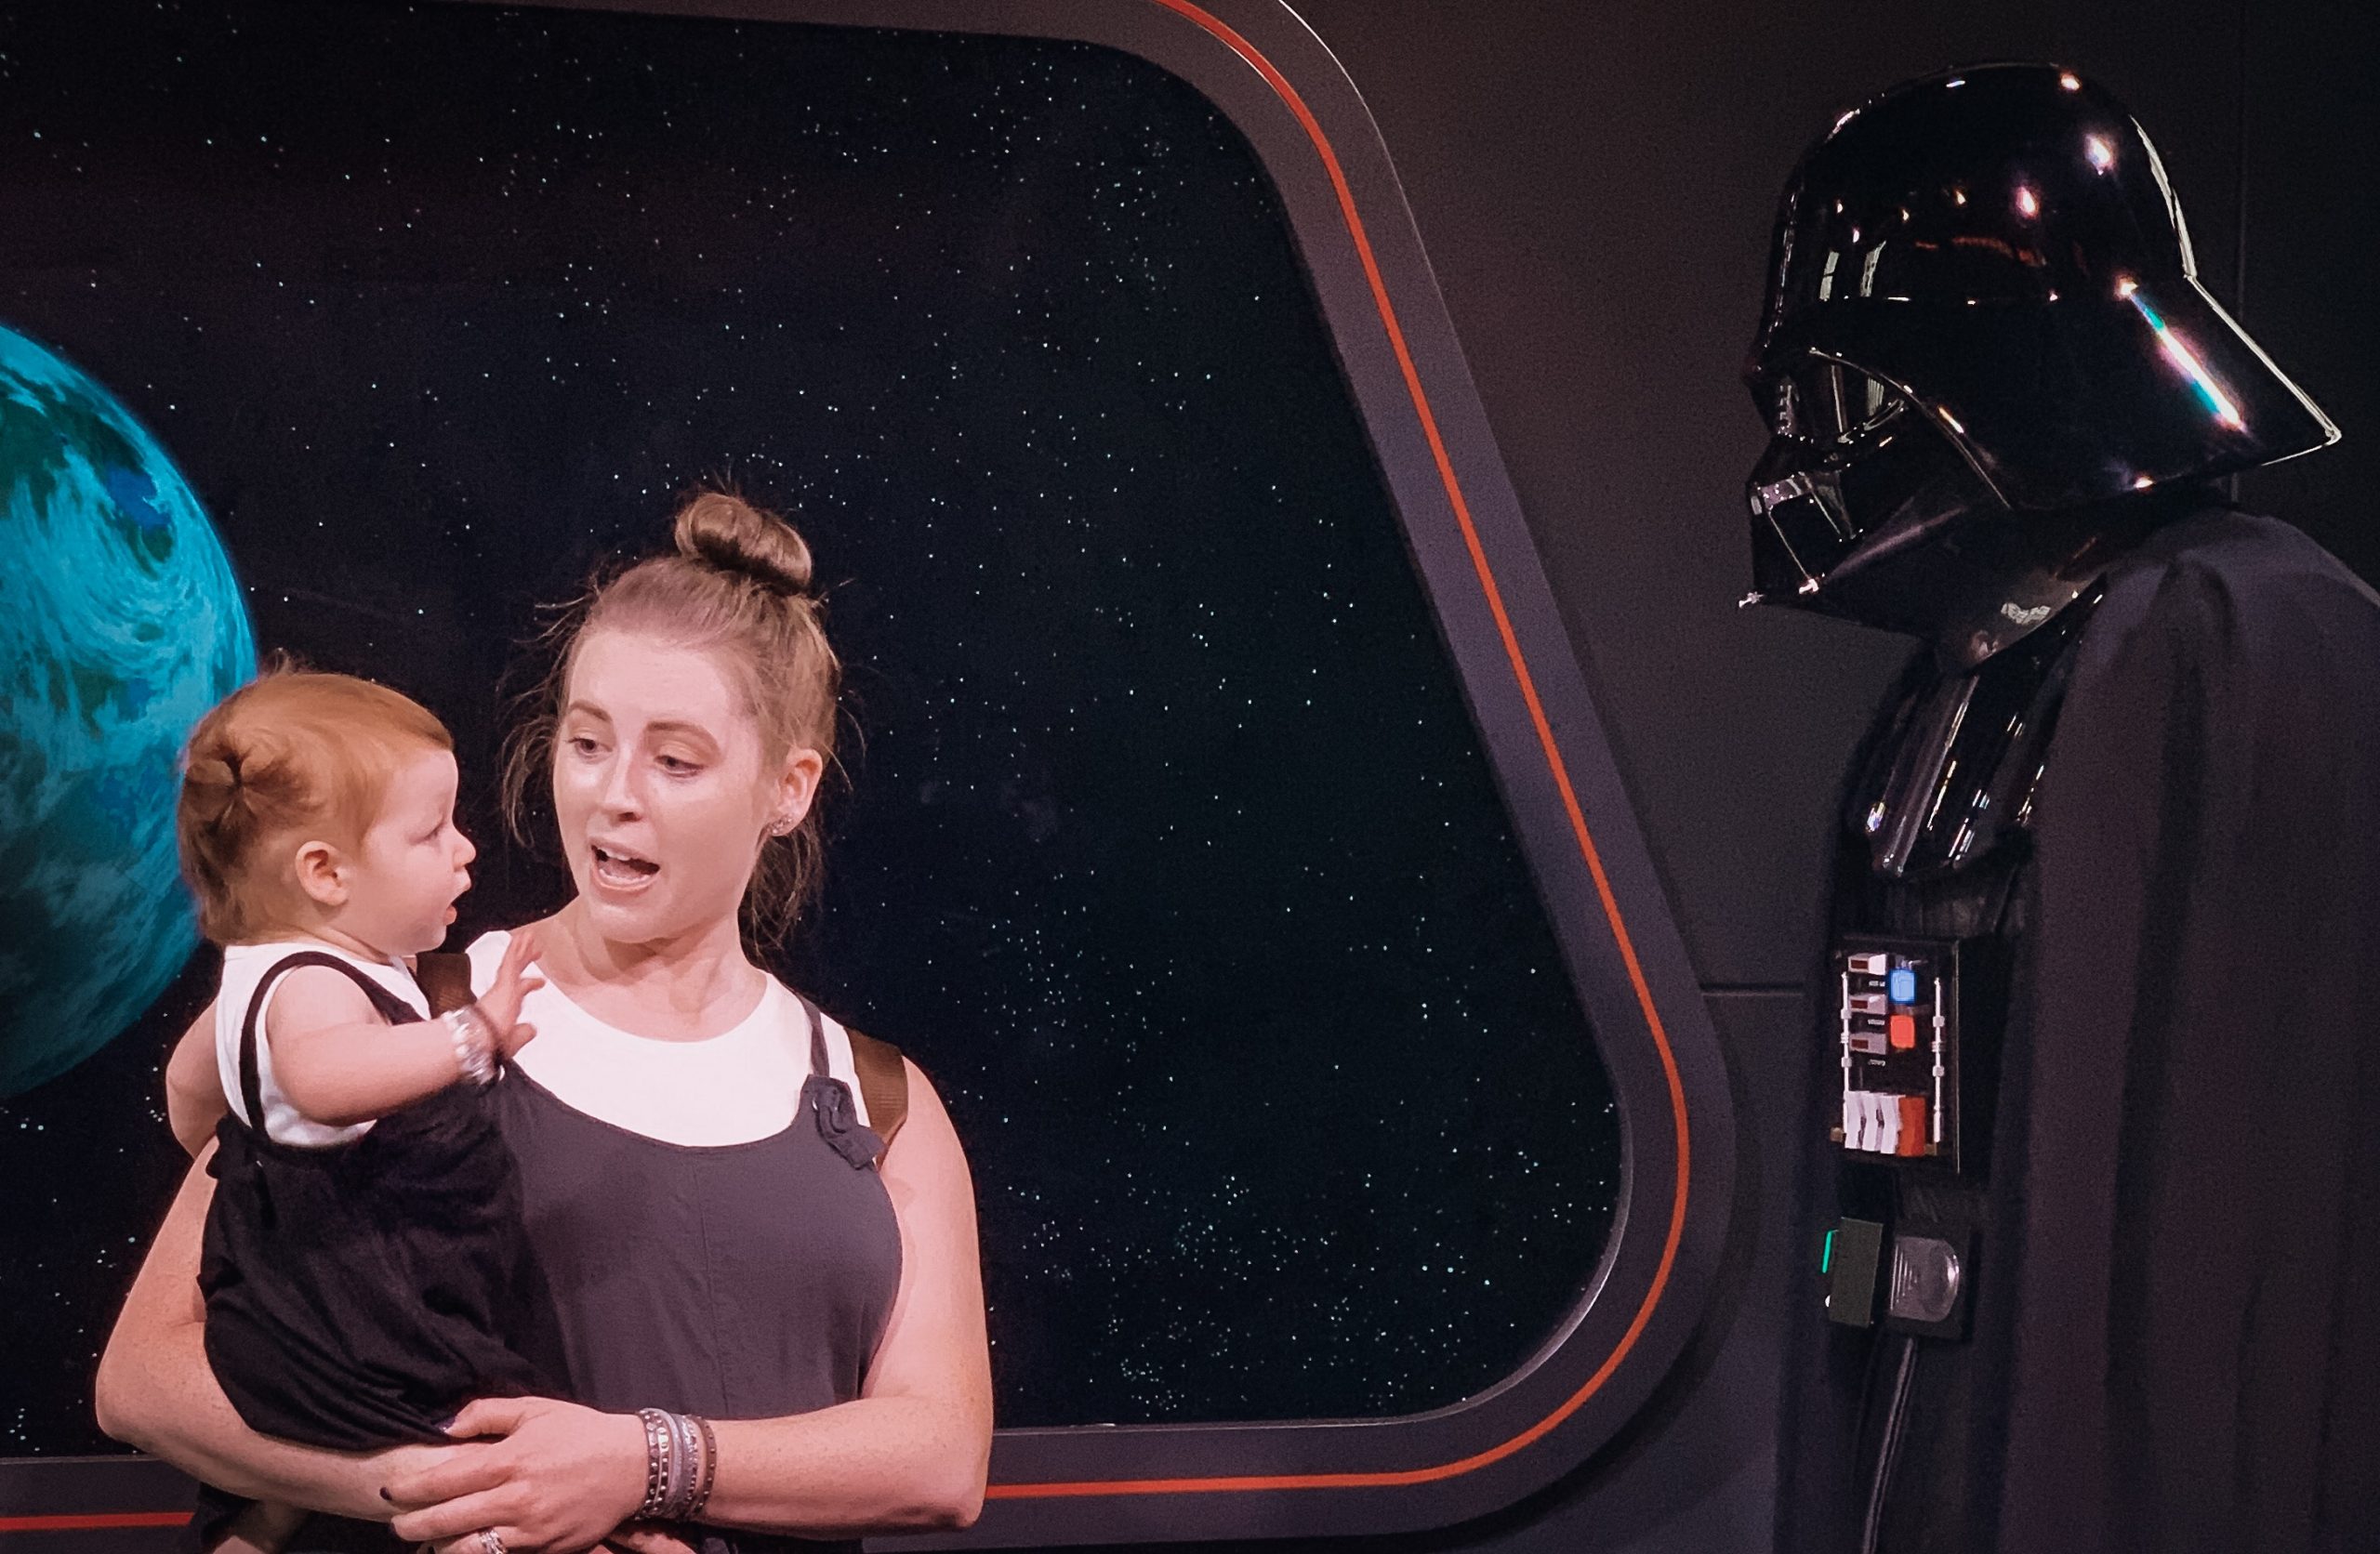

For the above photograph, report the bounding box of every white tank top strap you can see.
[214,941,429,1148]
[466,929,868,1148]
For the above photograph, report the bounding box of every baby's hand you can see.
[479,927,545,1059]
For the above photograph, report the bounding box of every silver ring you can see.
[476,1530,506,1554]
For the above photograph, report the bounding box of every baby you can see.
[161,668,549,1550]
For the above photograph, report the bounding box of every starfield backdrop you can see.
[0,1,1621,1453]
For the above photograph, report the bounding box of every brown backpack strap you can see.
[413,950,477,1016]
[846,1028,910,1152]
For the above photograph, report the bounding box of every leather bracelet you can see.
[687,1415,718,1520]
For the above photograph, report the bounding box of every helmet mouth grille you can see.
[1776,358,1909,446]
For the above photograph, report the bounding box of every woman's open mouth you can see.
[591,842,662,891]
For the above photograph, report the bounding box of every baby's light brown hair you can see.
[177,666,454,944]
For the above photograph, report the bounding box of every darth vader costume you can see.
[1750,66,2380,1554]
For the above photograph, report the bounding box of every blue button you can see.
[1889,968,1919,1005]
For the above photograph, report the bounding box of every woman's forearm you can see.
[96,1298,392,1518]
[699,1394,985,1535]
[94,1146,408,1521]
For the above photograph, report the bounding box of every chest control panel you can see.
[1829,935,2001,1176]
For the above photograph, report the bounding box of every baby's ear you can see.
[291,839,349,907]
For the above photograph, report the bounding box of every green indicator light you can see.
[1822,1229,1836,1274]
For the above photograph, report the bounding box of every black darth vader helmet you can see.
[1742,63,2337,663]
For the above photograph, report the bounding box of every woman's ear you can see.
[772,747,826,836]
[291,839,350,908]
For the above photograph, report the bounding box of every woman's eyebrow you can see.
[560,702,614,723]
[646,719,722,749]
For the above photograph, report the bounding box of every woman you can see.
[99,492,992,1554]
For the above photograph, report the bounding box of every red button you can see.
[1888,1013,1918,1050]
[1897,1096,1929,1157]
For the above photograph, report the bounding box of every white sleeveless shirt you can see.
[464,930,870,1147]
[215,940,430,1148]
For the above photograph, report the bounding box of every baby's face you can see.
[341,747,476,957]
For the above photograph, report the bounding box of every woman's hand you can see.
[382,1396,644,1554]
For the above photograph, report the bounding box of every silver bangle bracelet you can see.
[665,1409,696,1520]
[446,1003,498,1086]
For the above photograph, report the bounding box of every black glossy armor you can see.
[1754,67,2380,1554]
[1742,63,2334,667]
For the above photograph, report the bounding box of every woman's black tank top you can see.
[489,990,905,1554]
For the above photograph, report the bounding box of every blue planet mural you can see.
[0,323,254,1097]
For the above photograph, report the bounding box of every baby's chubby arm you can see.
[271,932,543,1128]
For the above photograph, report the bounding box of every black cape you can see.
[1779,509,2380,1554]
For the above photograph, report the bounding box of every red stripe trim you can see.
[988,0,1694,1501]
[0,1512,195,1533]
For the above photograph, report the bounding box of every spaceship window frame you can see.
[0,0,1739,1542]
[560,0,1734,1541]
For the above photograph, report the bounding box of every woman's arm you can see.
[165,1002,225,1158]
[707,1057,992,1531]
[93,1143,442,1519]
[386,1062,991,1547]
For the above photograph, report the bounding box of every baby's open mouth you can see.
[592,843,661,887]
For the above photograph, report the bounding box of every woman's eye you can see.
[657,755,699,774]
[566,736,602,757]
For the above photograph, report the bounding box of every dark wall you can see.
[1227,1,2379,1550]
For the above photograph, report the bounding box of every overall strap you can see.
[793,993,910,1161]
[236,952,421,1130]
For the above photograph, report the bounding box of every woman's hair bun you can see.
[673,490,814,597]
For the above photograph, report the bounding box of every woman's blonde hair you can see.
[502,489,842,946]
[177,665,453,944]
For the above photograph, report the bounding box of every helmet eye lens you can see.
[1778,360,1903,444]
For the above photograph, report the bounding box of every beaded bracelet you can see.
[446,1003,498,1086]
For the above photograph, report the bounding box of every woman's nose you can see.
[597,755,643,817]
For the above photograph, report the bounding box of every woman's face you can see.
[552,627,818,949]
